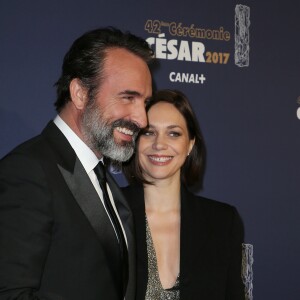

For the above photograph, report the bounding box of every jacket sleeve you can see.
[0,153,54,300]
[226,207,245,300]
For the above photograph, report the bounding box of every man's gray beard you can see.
[81,102,137,162]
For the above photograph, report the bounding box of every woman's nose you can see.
[152,135,167,150]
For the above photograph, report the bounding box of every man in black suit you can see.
[0,27,153,300]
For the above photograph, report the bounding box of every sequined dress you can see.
[145,216,180,300]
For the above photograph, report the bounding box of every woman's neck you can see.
[144,178,181,213]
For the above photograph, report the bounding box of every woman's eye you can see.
[142,130,154,136]
[169,131,181,137]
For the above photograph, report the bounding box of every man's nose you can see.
[131,102,147,129]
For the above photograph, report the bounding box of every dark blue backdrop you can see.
[1,1,300,298]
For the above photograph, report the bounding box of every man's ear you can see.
[69,78,88,110]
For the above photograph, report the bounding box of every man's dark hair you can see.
[54,27,154,112]
[122,89,206,187]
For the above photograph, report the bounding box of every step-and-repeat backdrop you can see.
[1,1,299,298]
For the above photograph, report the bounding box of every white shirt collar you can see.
[53,115,100,174]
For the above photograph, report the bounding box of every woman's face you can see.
[138,101,194,183]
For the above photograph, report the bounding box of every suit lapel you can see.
[58,159,119,257]
[42,122,120,261]
[122,185,147,300]
[107,173,136,300]
[43,121,135,298]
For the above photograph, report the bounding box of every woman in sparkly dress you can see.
[122,89,245,300]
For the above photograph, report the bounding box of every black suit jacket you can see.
[0,121,135,300]
[122,185,245,300]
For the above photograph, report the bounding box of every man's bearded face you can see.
[82,99,141,162]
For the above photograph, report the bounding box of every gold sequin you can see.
[145,216,180,300]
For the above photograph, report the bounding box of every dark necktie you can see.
[94,161,129,296]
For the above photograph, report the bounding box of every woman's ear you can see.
[188,138,195,156]
[69,78,88,110]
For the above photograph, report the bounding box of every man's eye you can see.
[124,96,134,100]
